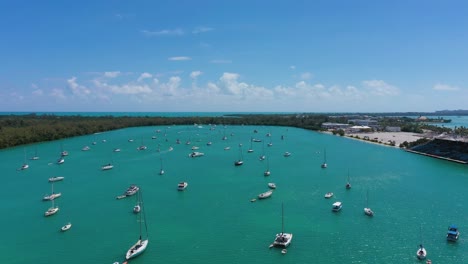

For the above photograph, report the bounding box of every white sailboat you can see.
[126,190,149,260]
[44,198,59,216]
[271,203,293,248]
[159,157,165,175]
[364,190,373,216]
[417,225,427,260]
[321,149,327,168]
[234,144,244,166]
[19,148,29,170]
[247,137,254,153]
[30,147,40,160]
[43,182,61,201]
[345,171,351,189]
[264,156,271,176]
[101,154,114,170]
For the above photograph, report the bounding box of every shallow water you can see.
[1,125,467,264]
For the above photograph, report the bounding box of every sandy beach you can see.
[344,131,427,147]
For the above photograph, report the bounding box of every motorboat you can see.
[20,163,29,170]
[447,225,460,242]
[283,152,291,157]
[417,244,427,260]
[48,176,65,182]
[332,201,342,212]
[61,151,69,157]
[191,146,199,150]
[364,207,374,216]
[224,146,231,150]
[125,185,140,196]
[101,163,114,170]
[324,192,333,198]
[133,204,141,213]
[61,223,72,232]
[234,160,244,166]
[264,170,271,176]
[268,183,276,189]
[258,190,273,199]
[113,148,121,152]
[259,155,266,161]
[189,151,204,158]
[57,157,65,164]
[177,182,188,191]
[81,146,90,151]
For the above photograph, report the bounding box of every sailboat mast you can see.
[281,203,284,234]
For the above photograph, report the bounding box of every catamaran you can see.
[271,203,293,248]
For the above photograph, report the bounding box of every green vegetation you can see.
[0,113,331,149]
[0,113,464,150]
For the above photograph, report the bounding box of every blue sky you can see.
[1,0,467,112]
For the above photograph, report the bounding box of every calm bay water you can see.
[1,125,467,264]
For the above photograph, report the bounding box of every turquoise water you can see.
[1,125,467,264]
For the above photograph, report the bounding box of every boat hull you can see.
[126,239,148,260]
[273,233,293,247]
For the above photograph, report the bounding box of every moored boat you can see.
[447,225,460,242]
[125,190,149,260]
[61,223,72,232]
[324,192,333,198]
[177,182,188,191]
[268,183,276,189]
[258,190,273,199]
[48,176,64,182]
[332,201,342,212]
[189,151,204,158]
[125,185,139,196]
[271,203,293,248]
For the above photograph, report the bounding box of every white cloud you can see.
[192,26,213,34]
[103,71,121,78]
[50,88,66,100]
[433,83,460,91]
[141,29,184,36]
[137,72,153,82]
[362,80,399,96]
[300,72,313,80]
[190,71,203,79]
[159,76,181,96]
[67,77,91,96]
[290,65,296,70]
[210,59,232,64]
[168,56,191,61]
[94,79,152,95]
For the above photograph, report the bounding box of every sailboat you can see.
[30,147,39,160]
[19,148,29,170]
[264,156,271,176]
[159,157,165,175]
[43,182,62,201]
[247,137,254,153]
[416,225,427,260]
[44,198,59,216]
[234,144,244,166]
[364,190,373,216]
[259,142,266,160]
[126,190,149,260]
[321,149,327,168]
[345,171,351,189]
[101,154,114,170]
[271,203,293,248]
